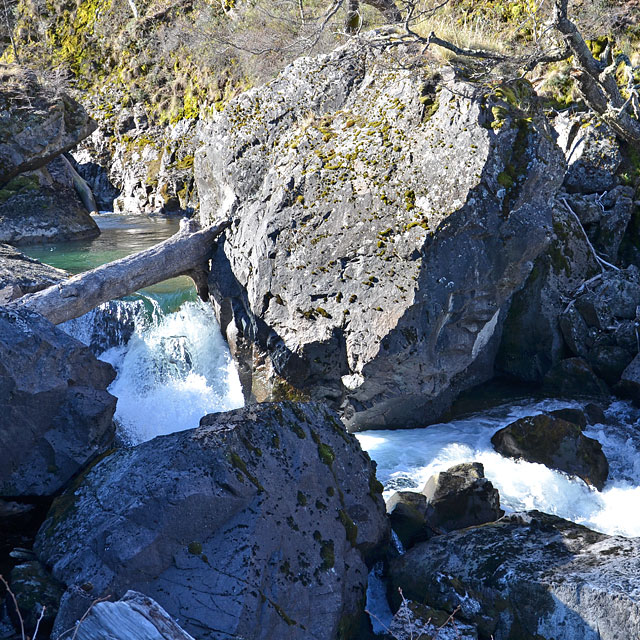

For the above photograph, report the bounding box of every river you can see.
[24,213,640,540]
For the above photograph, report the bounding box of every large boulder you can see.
[615,353,640,405]
[196,41,566,429]
[491,413,608,489]
[35,402,389,640]
[0,308,116,496]
[388,511,640,640]
[0,65,96,186]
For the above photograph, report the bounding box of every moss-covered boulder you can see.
[196,39,566,429]
[491,413,608,489]
[35,402,389,640]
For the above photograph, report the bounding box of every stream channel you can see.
[23,212,640,627]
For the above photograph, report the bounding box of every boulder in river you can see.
[421,462,504,531]
[0,308,117,496]
[389,511,640,640]
[491,413,608,489]
[35,402,389,640]
[196,40,566,430]
[614,353,640,405]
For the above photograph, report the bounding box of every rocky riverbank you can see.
[1,19,640,640]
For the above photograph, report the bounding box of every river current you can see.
[24,213,640,541]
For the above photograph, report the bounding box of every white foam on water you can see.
[357,398,640,538]
[94,298,244,445]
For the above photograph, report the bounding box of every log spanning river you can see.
[24,213,640,542]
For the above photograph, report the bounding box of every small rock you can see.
[584,403,607,425]
[421,462,504,532]
[385,491,430,550]
[72,591,195,640]
[491,414,609,489]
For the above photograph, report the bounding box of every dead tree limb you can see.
[11,218,230,325]
[552,0,640,144]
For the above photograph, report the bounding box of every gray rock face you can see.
[559,268,640,385]
[491,413,608,489]
[497,203,599,382]
[388,599,478,640]
[389,511,640,640]
[554,113,622,193]
[0,244,66,303]
[196,41,565,429]
[35,402,389,640]
[0,181,99,245]
[73,591,195,640]
[71,112,197,213]
[0,308,116,496]
[0,65,96,186]
[421,462,504,531]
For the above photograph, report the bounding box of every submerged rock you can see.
[196,41,565,429]
[389,511,640,640]
[491,413,608,489]
[0,308,116,496]
[35,402,389,640]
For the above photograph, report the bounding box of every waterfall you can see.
[63,293,244,445]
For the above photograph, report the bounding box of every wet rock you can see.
[0,244,66,303]
[421,462,504,531]
[0,308,116,496]
[0,65,95,186]
[35,402,389,640]
[196,41,565,429]
[542,357,609,399]
[386,491,430,550]
[491,413,608,489]
[389,511,640,640]
[554,112,622,194]
[614,354,640,405]
[548,407,587,429]
[72,591,195,640]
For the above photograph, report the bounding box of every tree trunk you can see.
[11,218,230,325]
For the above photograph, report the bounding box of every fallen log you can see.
[10,218,230,325]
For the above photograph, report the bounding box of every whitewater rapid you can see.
[61,282,640,538]
[64,295,244,445]
[356,398,640,538]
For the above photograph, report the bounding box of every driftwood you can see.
[11,218,230,325]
